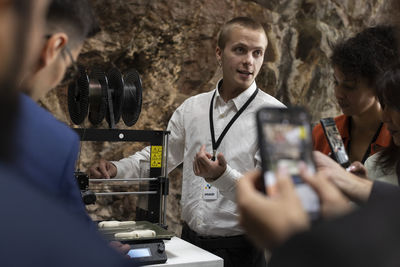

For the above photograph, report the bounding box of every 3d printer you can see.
[68,66,172,265]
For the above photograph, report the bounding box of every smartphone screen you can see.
[320,118,350,168]
[257,107,320,219]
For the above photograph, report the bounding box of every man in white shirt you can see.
[90,17,284,267]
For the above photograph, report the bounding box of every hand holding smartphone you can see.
[256,107,320,220]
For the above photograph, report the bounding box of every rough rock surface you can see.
[40,0,386,236]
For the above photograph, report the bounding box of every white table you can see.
[149,237,223,267]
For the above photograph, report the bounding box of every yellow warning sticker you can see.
[299,126,306,140]
[151,146,163,168]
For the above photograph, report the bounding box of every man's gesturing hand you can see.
[193,144,227,182]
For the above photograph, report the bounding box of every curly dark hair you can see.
[331,25,399,91]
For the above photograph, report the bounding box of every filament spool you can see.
[67,66,89,125]
[88,67,108,125]
[67,66,143,127]
[122,69,143,126]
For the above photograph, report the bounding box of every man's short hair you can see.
[46,0,100,47]
[217,17,266,49]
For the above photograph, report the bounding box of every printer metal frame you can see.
[74,128,170,228]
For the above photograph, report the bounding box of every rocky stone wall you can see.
[40,0,385,235]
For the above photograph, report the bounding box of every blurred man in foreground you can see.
[0,0,132,266]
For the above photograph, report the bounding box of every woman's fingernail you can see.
[277,165,288,177]
[346,166,355,172]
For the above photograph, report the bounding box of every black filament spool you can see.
[122,69,143,126]
[88,67,108,125]
[106,67,124,124]
[67,65,89,125]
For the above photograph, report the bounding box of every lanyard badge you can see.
[203,183,218,200]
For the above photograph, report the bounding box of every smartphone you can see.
[320,117,350,168]
[256,107,320,219]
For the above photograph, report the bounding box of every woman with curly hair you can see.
[313,25,398,164]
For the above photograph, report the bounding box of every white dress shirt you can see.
[112,80,285,236]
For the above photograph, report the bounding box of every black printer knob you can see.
[157,243,165,253]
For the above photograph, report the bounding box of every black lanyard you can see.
[209,88,259,160]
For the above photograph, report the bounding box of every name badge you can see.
[203,183,218,200]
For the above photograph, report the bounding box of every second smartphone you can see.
[256,106,320,219]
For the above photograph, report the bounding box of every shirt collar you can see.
[214,79,257,110]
